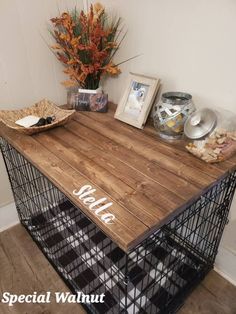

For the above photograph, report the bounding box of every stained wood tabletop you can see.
[0,103,236,252]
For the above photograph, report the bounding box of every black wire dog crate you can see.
[1,137,236,314]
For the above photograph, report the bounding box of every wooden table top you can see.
[1,104,236,252]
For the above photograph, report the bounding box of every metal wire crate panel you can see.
[1,137,235,314]
[0,138,66,223]
[17,201,206,314]
[165,171,236,264]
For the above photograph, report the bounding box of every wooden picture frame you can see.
[114,73,160,129]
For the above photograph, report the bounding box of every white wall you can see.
[0,0,236,282]
[100,0,236,111]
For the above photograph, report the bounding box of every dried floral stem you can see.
[49,2,131,89]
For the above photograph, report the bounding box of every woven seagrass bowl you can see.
[0,99,75,135]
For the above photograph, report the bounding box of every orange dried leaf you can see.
[103,63,121,75]
[62,80,77,87]
[67,59,77,65]
[93,2,104,14]
[51,44,61,50]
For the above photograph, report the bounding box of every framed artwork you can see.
[114,73,160,129]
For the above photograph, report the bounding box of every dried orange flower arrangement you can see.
[50,2,128,90]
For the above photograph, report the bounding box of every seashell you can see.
[217,137,226,145]
[213,148,221,155]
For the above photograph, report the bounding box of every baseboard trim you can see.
[215,244,236,287]
[0,202,19,232]
[214,266,236,287]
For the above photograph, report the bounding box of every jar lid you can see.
[161,92,192,105]
[184,108,217,139]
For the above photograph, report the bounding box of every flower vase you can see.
[67,86,108,112]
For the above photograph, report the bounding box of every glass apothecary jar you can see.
[153,92,195,140]
[184,108,236,163]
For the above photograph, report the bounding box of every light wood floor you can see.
[0,224,235,314]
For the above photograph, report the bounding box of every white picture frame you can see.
[114,73,160,129]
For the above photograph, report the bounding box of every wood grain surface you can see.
[0,104,235,252]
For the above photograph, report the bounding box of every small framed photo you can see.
[114,73,160,129]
